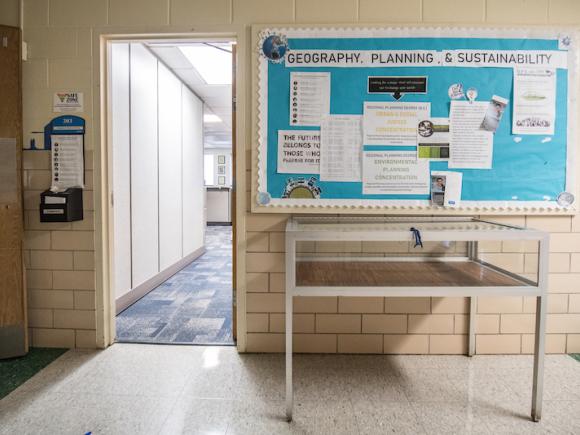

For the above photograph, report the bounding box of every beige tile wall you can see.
[17,0,580,353]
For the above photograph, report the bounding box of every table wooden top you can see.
[296,260,527,287]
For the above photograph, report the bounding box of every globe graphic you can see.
[262,35,287,60]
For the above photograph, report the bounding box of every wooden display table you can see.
[284,217,549,422]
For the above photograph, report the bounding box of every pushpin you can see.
[557,191,574,207]
[466,87,478,104]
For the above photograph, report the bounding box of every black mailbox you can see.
[39,188,83,222]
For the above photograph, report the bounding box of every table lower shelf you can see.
[295,260,530,288]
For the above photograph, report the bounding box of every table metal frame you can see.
[284,217,549,422]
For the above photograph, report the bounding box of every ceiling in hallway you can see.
[148,42,234,149]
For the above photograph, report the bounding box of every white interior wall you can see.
[182,86,205,255]
[111,43,132,300]
[204,148,233,187]
[158,62,184,270]
[111,42,205,308]
[129,43,160,288]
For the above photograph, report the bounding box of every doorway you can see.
[106,38,236,345]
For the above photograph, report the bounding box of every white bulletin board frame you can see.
[251,25,580,215]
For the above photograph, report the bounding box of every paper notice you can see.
[320,115,363,182]
[277,130,320,174]
[431,171,462,207]
[290,72,330,127]
[448,101,494,169]
[51,134,84,190]
[417,117,450,160]
[512,68,556,135]
[363,102,430,146]
[53,92,84,113]
[362,150,430,195]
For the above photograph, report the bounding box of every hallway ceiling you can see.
[148,42,233,149]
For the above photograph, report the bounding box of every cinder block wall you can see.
[7,0,580,352]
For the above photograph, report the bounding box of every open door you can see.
[231,43,237,341]
[0,25,27,358]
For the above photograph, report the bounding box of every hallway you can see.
[116,226,233,345]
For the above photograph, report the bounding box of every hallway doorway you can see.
[106,37,236,345]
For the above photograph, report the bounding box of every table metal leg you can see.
[468,296,476,357]
[531,294,547,422]
[285,291,293,421]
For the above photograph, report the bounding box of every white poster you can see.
[320,115,363,182]
[363,102,430,146]
[431,171,463,207]
[362,150,429,195]
[417,117,450,160]
[448,101,494,169]
[51,134,84,191]
[277,130,320,174]
[512,68,556,135]
[53,92,84,113]
[290,72,330,127]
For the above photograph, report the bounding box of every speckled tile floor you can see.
[1,344,579,434]
[116,226,233,345]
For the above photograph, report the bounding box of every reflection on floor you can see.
[116,226,233,345]
[1,345,580,434]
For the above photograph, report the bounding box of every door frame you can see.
[95,29,245,350]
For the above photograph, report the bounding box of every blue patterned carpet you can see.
[116,226,234,345]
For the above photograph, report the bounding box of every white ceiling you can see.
[148,42,233,149]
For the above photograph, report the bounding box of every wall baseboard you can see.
[115,246,206,315]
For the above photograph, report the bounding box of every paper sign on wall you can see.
[289,72,330,127]
[51,134,84,191]
[431,171,462,207]
[277,130,320,174]
[448,101,493,169]
[417,117,450,160]
[363,102,430,146]
[362,150,429,195]
[320,115,363,182]
[53,92,84,113]
[512,68,556,135]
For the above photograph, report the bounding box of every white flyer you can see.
[320,115,363,182]
[448,101,494,169]
[277,130,320,174]
[51,134,84,190]
[363,102,430,146]
[289,72,330,127]
[53,92,84,113]
[417,117,450,160]
[512,68,556,135]
[430,171,463,207]
[362,150,429,195]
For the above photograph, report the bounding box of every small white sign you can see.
[362,150,429,195]
[277,130,320,174]
[53,92,84,113]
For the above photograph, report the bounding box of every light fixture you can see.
[204,114,222,123]
[179,45,232,85]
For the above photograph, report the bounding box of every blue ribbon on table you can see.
[410,227,423,248]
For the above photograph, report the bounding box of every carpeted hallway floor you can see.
[116,226,234,345]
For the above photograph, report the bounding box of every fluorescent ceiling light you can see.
[204,114,222,123]
[180,45,232,85]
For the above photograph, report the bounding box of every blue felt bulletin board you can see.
[254,27,577,213]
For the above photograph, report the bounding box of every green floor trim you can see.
[0,347,68,400]
[570,354,580,363]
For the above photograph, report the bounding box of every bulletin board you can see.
[252,26,579,214]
